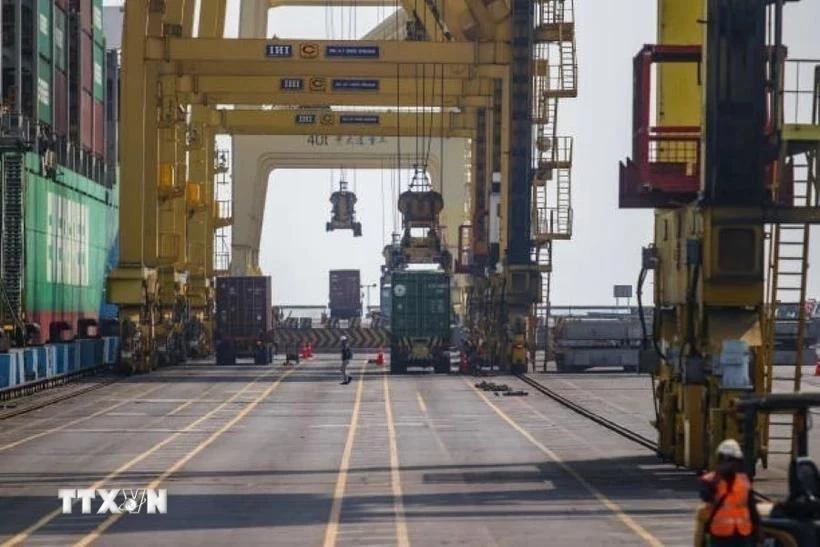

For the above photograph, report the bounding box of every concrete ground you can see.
[0,355,699,546]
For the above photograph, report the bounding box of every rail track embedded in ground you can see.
[0,367,122,420]
[516,373,659,452]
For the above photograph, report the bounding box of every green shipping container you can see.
[38,0,52,59]
[390,270,451,373]
[54,6,67,71]
[37,57,52,124]
[23,153,119,329]
[93,0,104,40]
[93,42,104,100]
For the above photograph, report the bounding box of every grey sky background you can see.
[107,1,820,308]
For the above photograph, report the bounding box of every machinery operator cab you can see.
[327,180,362,237]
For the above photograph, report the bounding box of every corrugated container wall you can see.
[80,30,92,92]
[92,40,104,155]
[92,100,104,156]
[390,271,451,337]
[54,69,67,135]
[92,41,103,99]
[92,0,103,44]
[215,277,273,339]
[22,152,118,330]
[80,90,92,150]
[79,0,92,32]
[36,1,53,126]
[104,50,118,184]
[38,0,52,59]
[37,57,52,125]
[329,270,361,316]
[54,5,66,70]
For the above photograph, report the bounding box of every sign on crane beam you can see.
[281,78,303,90]
[339,115,380,125]
[265,44,293,58]
[325,45,380,58]
[332,79,379,91]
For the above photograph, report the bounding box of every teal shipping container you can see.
[389,270,451,374]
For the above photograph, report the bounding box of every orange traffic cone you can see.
[301,342,308,359]
[307,343,313,358]
[376,348,384,366]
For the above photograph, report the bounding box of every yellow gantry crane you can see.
[108,0,579,375]
[620,0,820,471]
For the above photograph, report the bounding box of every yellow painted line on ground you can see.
[164,399,194,416]
[73,366,298,547]
[384,374,410,547]
[1,367,286,547]
[163,383,222,418]
[0,384,166,453]
[469,381,664,547]
[323,363,367,547]
[416,392,427,414]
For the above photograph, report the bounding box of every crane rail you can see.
[516,373,659,452]
[0,367,121,420]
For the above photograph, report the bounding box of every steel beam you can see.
[161,61,479,79]
[182,92,491,108]
[170,74,493,107]
[213,108,475,138]
[175,74,493,96]
[145,38,510,65]
[399,0,448,42]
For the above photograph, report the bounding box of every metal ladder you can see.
[556,167,572,235]
[763,158,814,463]
[1,153,24,325]
[559,39,578,94]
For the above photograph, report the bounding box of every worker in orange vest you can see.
[698,439,760,546]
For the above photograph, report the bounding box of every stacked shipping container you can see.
[0,0,118,337]
[1,0,108,183]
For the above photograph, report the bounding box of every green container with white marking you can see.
[389,270,451,374]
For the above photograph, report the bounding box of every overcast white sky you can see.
[107,1,820,308]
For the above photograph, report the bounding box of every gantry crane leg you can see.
[106,0,164,374]
[645,0,820,473]
[179,0,227,361]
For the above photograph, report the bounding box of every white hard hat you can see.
[717,439,743,459]
[340,335,347,341]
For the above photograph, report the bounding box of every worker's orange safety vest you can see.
[703,471,753,537]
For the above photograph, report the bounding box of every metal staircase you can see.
[763,159,814,464]
[531,0,578,359]
[213,148,232,276]
[761,60,820,465]
[1,154,24,326]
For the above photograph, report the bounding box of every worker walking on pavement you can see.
[340,336,353,385]
[698,439,760,546]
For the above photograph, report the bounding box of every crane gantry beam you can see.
[184,92,491,108]
[145,38,510,66]
[174,75,493,96]
[170,74,493,108]
[211,108,475,138]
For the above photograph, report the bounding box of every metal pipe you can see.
[15,0,23,114]
[772,0,784,133]
[0,0,3,107]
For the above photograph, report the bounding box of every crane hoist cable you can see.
[380,160,386,246]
